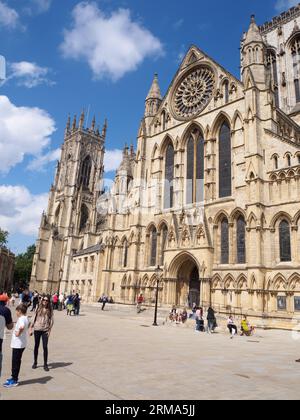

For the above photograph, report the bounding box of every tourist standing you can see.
[10,294,16,307]
[59,293,65,311]
[0,294,13,378]
[52,293,59,310]
[20,290,32,309]
[30,296,54,372]
[66,294,74,316]
[73,294,81,316]
[31,291,39,312]
[3,304,29,388]
[207,307,217,334]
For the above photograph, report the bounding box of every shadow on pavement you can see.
[48,362,73,369]
[19,376,53,386]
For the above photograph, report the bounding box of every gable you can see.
[150,45,244,132]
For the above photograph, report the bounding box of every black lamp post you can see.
[153,265,163,327]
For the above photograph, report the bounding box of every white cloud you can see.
[275,0,299,11]
[60,2,164,81]
[0,185,48,236]
[0,1,19,29]
[29,0,52,13]
[8,61,54,88]
[27,148,61,171]
[0,95,56,173]
[104,149,123,172]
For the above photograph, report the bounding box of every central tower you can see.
[31,112,107,294]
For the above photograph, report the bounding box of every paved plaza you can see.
[0,304,300,400]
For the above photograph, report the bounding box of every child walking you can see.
[3,304,29,388]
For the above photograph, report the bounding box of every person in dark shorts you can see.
[0,294,14,378]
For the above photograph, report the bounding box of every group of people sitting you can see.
[169,306,188,324]
[227,315,255,338]
[169,304,255,338]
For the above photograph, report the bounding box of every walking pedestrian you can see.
[207,307,217,334]
[3,304,29,388]
[30,296,54,372]
[0,294,13,378]
[101,295,108,311]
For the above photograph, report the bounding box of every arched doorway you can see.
[177,259,200,308]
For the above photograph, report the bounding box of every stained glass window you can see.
[279,220,291,262]
[196,135,205,202]
[164,144,174,209]
[150,228,157,267]
[123,241,128,268]
[219,122,232,198]
[292,38,300,102]
[79,204,89,232]
[79,156,92,189]
[161,226,168,265]
[237,216,246,264]
[221,218,229,264]
[186,130,204,204]
[267,50,279,107]
[186,137,194,204]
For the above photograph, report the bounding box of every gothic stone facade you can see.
[0,248,15,292]
[31,7,300,326]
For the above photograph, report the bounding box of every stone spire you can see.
[102,119,107,139]
[65,114,71,135]
[145,73,162,118]
[146,73,162,101]
[91,115,96,132]
[79,110,85,129]
[72,115,77,131]
[244,15,264,46]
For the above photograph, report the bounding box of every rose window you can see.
[173,67,215,119]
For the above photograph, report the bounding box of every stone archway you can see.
[177,260,200,308]
[168,253,201,308]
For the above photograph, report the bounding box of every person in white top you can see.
[227,315,238,339]
[3,304,29,388]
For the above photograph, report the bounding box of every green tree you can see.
[13,245,36,290]
[0,228,8,248]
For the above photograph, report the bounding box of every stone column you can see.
[167,278,177,305]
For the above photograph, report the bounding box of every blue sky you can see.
[0,0,297,254]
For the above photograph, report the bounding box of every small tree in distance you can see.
[0,228,8,248]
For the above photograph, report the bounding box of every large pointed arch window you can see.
[161,224,168,265]
[219,121,232,198]
[237,216,246,264]
[221,217,229,264]
[267,50,279,107]
[186,128,204,204]
[279,220,291,262]
[79,156,92,189]
[79,204,89,232]
[123,240,129,268]
[149,227,157,267]
[291,37,300,103]
[164,143,175,209]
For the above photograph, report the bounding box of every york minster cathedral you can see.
[31,5,300,326]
